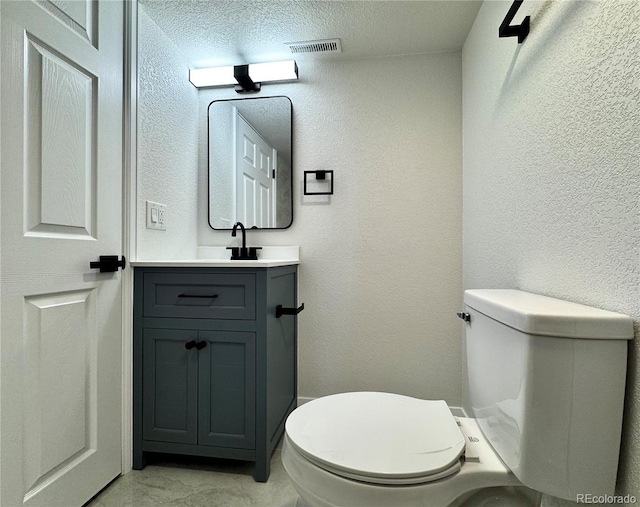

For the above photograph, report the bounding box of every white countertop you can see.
[130,246,300,268]
[130,259,299,268]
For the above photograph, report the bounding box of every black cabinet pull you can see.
[276,303,304,318]
[178,294,218,299]
[186,340,207,350]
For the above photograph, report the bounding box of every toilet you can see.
[282,290,633,506]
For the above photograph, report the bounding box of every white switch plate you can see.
[146,201,166,230]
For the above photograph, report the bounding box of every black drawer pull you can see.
[195,341,207,350]
[178,294,219,299]
[276,303,304,318]
[185,340,197,350]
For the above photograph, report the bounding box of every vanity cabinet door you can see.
[142,329,199,444]
[197,331,256,449]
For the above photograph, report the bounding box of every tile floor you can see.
[88,448,301,507]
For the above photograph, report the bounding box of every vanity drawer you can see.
[143,272,256,320]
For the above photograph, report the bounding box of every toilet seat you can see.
[285,392,465,485]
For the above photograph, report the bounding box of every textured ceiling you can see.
[138,0,483,68]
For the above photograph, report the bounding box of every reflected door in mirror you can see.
[236,111,275,227]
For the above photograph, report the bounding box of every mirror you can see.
[208,96,293,230]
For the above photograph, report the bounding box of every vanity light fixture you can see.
[189,60,298,93]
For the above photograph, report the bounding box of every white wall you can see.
[197,53,463,404]
[137,7,199,260]
[463,1,640,503]
[208,101,235,228]
[136,15,464,403]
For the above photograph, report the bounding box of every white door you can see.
[0,1,124,506]
[235,110,276,228]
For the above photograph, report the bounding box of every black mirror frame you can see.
[207,95,293,231]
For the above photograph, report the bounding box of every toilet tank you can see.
[463,290,633,501]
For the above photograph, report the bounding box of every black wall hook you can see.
[276,303,304,318]
[499,0,530,44]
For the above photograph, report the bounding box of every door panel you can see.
[23,290,97,496]
[0,1,124,505]
[25,35,97,237]
[198,331,256,449]
[143,329,199,445]
[41,0,97,45]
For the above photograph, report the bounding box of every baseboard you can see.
[297,396,315,406]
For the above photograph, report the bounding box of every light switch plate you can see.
[146,201,166,230]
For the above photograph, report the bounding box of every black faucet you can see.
[232,221,246,250]
[227,222,261,260]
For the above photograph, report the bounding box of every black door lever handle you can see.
[90,255,126,272]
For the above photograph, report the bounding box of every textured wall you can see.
[198,53,463,405]
[137,7,199,259]
[208,101,234,228]
[276,156,291,228]
[463,0,640,503]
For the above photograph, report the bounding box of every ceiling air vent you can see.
[285,38,342,54]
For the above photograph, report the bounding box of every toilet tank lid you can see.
[464,290,633,340]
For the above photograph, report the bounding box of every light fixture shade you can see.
[189,60,298,88]
[249,60,298,83]
[189,66,235,87]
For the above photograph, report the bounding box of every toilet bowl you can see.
[281,391,529,507]
[282,290,633,506]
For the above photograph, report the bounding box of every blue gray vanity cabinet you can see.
[132,265,298,482]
